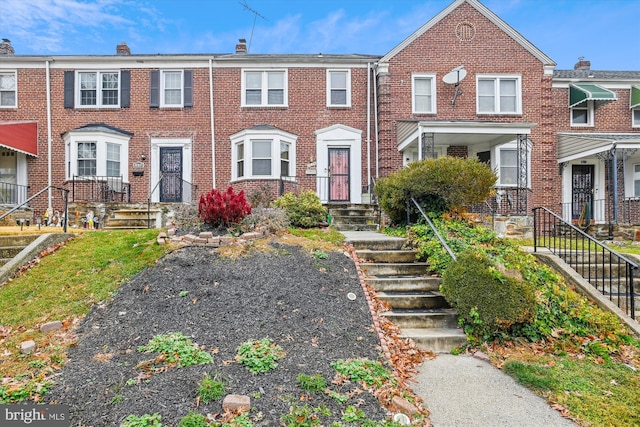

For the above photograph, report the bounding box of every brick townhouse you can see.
[0,0,638,229]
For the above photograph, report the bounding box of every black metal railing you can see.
[560,198,640,226]
[147,174,199,228]
[0,185,70,232]
[0,182,29,205]
[410,197,457,262]
[70,175,130,203]
[533,206,637,319]
[279,175,331,202]
[621,197,640,224]
[468,187,532,223]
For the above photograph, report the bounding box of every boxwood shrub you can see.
[272,190,327,228]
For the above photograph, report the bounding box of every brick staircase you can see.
[328,204,379,231]
[0,234,40,267]
[344,232,467,353]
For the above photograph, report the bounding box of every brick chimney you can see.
[0,39,14,56]
[235,39,247,54]
[116,41,131,55]
[574,56,591,70]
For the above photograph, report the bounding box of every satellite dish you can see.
[442,66,466,106]
[442,66,467,84]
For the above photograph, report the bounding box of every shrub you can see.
[441,250,537,341]
[375,157,497,224]
[236,338,285,374]
[239,207,289,234]
[296,373,327,393]
[197,373,225,403]
[198,186,252,227]
[121,413,163,427]
[272,191,327,228]
[179,412,208,427]
[138,332,213,368]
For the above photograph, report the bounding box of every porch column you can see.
[516,134,529,215]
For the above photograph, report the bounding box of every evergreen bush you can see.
[198,186,252,227]
[441,249,537,341]
[375,156,497,224]
[272,190,327,228]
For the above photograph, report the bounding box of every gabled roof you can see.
[379,0,555,66]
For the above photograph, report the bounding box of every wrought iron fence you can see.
[279,175,331,202]
[0,182,29,205]
[70,176,130,203]
[560,198,640,225]
[621,198,640,224]
[533,206,637,319]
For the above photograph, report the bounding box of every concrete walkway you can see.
[413,354,576,427]
[342,231,576,426]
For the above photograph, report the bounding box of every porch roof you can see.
[0,121,38,156]
[397,120,534,152]
[569,84,618,108]
[557,133,640,163]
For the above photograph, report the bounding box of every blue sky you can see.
[2,0,639,70]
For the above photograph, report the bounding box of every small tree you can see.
[375,156,497,224]
[272,190,327,228]
[198,186,251,227]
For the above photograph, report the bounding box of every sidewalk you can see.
[412,354,576,427]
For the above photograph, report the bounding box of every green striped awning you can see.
[631,85,640,109]
[569,83,618,108]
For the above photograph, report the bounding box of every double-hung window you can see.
[634,164,640,197]
[64,129,130,180]
[77,142,97,176]
[327,70,351,107]
[0,71,17,107]
[632,108,640,127]
[477,75,521,114]
[231,127,297,180]
[412,74,436,114]
[499,149,517,185]
[162,70,183,107]
[106,143,121,177]
[78,71,120,107]
[242,70,287,107]
[494,141,531,187]
[571,101,593,126]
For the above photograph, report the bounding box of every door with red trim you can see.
[328,148,350,202]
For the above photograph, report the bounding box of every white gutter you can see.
[366,62,371,195]
[209,58,216,189]
[373,63,379,178]
[45,60,52,207]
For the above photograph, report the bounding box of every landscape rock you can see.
[21,340,36,354]
[473,350,490,363]
[391,395,419,416]
[40,320,63,333]
[222,394,250,413]
[199,232,213,239]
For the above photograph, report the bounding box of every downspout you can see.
[45,60,52,208]
[612,143,618,222]
[366,62,371,198]
[209,58,216,189]
[373,63,379,178]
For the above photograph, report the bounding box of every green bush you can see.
[272,191,327,228]
[179,412,208,427]
[441,250,537,341]
[375,157,497,224]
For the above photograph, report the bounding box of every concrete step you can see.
[357,249,418,263]
[376,291,448,309]
[344,235,407,251]
[400,328,467,353]
[567,263,630,278]
[329,208,377,217]
[104,218,153,228]
[0,234,40,247]
[360,262,430,276]
[0,246,27,259]
[365,275,441,292]
[102,225,150,230]
[332,215,376,225]
[111,209,161,219]
[381,308,459,329]
[333,223,379,232]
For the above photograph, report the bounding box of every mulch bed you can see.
[47,241,420,426]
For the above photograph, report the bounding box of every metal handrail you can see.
[0,185,70,233]
[533,206,637,319]
[147,174,199,228]
[410,197,457,262]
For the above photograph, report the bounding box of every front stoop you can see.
[347,234,466,353]
[328,204,379,232]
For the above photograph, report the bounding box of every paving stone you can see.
[40,320,62,333]
[21,340,36,354]
[199,232,214,239]
[241,232,261,240]
[222,394,250,413]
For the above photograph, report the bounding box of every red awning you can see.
[0,121,38,156]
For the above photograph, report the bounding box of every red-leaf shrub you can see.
[198,186,252,227]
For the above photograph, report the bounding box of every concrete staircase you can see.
[345,232,467,353]
[328,204,379,231]
[0,234,40,267]
[103,208,162,230]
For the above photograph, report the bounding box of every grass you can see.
[0,229,169,381]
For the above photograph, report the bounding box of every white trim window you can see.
[412,74,436,114]
[493,141,531,187]
[231,127,297,180]
[633,108,640,128]
[242,70,287,107]
[161,70,183,107]
[77,71,119,108]
[64,131,130,179]
[477,75,521,114]
[0,71,16,107]
[634,164,640,197]
[571,101,594,127]
[326,69,351,107]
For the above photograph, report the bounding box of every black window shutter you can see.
[64,71,74,108]
[183,70,193,107]
[120,70,130,108]
[150,70,159,108]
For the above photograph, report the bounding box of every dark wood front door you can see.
[160,147,182,202]
[572,164,594,220]
[328,148,350,202]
